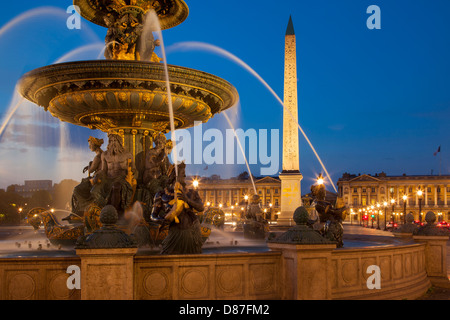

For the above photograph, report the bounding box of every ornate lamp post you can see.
[269,203,273,221]
[244,194,249,215]
[383,201,388,231]
[417,189,423,223]
[402,194,407,224]
[376,203,381,229]
[370,205,375,228]
[390,198,395,225]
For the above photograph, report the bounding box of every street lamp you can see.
[417,189,423,223]
[370,205,375,228]
[316,175,324,186]
[376,203,381,229]
[192,179,199,190]
[390,198,395,225]
[402,194,407,224]
[383,201,388,231]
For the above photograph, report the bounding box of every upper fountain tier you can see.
[74,0,189,30]
[18,0,239,134]
[74,0,189,61]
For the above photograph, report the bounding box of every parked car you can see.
[385,222,398,231]
[413,220,424,226]
[437,221,449,229]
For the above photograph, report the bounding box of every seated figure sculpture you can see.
[243,194,269,239]
[68,136,104,220]
[159,163,205,254]
[310,177,347,247]
[315,198,347,248]
[82,133,136,218]
[143,132,172,187]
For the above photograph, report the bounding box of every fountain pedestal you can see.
[75,205,138,299]
[412,212,450,288]
[76,248,137,300]
[413,236,450,288]
[277,172,303,226]
[268,206,336,299]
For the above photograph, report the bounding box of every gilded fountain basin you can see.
[18,60,239,133]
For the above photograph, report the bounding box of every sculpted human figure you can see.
[143,133,167,185]
[68,137,104,219]
[94,133,135,215]
[243,194,268,239]
[315,197,347,248]
[160,164,205,254]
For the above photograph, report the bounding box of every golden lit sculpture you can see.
[165,181,189,224]
[19,0,237,251]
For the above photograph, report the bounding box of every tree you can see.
[237,171,249,180]
[29,190,52,208]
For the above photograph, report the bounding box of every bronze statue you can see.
[69,136,104,219]
[95,133,135,215]
[243,194,269,239]
[143,133,168,184]
[160,179,205,255]
[315,198,347,247]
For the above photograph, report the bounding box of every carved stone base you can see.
[278,172,303,226]
[76,248,137,300]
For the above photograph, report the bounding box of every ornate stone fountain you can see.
[17,0,239,252]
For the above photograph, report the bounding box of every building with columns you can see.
[337,172,450,221]
[191,175,281,218]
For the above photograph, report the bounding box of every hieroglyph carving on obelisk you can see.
[282,15,300,172]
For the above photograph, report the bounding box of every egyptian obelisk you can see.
[278,16,303,225]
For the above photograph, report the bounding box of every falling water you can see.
[166,41,338,193]
[0,89,25,138]
[0,7,103,186]
[53,42,104,64]
[141,10,178,178]
[51,42,107,182]
[222,110,257,194]
[0,6,99,43]
[0,7,66,39]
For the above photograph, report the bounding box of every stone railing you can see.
[330,243,429,300]
[0,239,443,300]
[0,256,80,300]
[1,208,448,300]
[133,251,282,300]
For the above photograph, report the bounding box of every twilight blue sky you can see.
[0,0,449,193]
